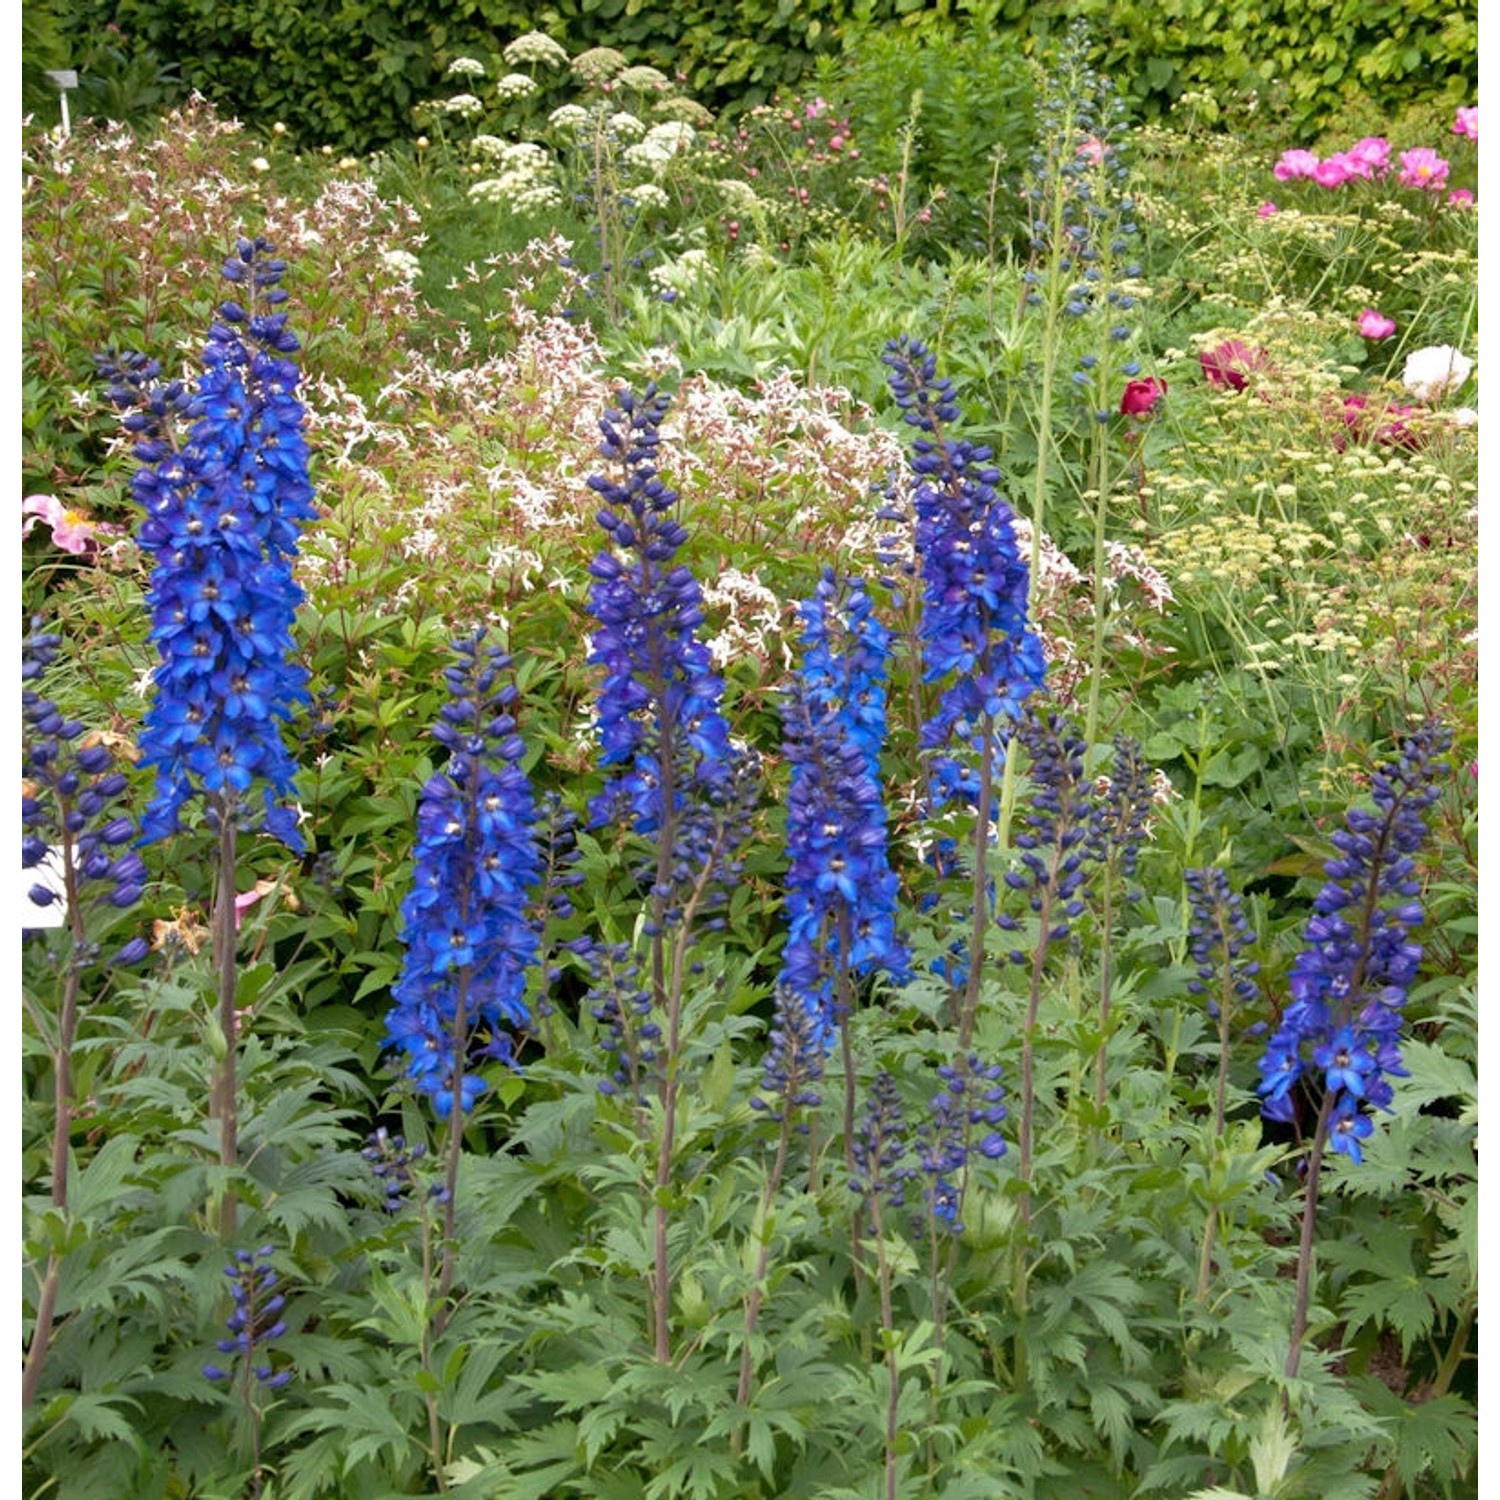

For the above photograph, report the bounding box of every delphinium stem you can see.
[212,804,240,1238]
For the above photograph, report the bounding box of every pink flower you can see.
[1447,188,1475,209]
[1077,136,1107,165]
[1339,393,1424,451]
[1312,155,1354,188]
[1396,147,1450,191]
[1453,106,1478,142]
[1273,148,1319,181]
[1120,377,1168,417]
[1356,308,1396,341]
[1257,200,1278,218]
[1348,136,1391,176]
[1200,340,1270,392]
[21,494,121,555]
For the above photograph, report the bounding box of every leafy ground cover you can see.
[21,24,1477,1500]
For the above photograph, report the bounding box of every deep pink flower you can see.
[1312,155,1354,188]
[1273,148,1319,181]
[1339,393,1424,451]
[1077,136,1107,165]
[1120,377,1168,417]
[21,494,122,555]
[1396,147,1450,191]
[1356,308,1396,341]
[1453,106,1478,142]
[1447,188,1475,209]
[1348,136,1391,176]
[1200,340,1270,392]
[1257,200,1278,218]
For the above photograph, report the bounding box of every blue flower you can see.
[880,338,1046,809]
[1256,722,1450,1151]
[384,632,542,1119]
[105,238,315,850]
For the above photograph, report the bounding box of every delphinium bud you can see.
[102,237,316,850]
[22,622,149,961]
[202,1245,292,1388]
[913,1053,1006,1233]
[360,1127,428,1214]
[572,936,660,1105]
[1256,722,1450,1162]
[383,631,542,1120]
[849,1071,915,1209]
[1086,734,1157,886]
[1184,867,1262,1015]
[880,336,1046,809]
[998,705,1097,963]
[751,984,825,1129]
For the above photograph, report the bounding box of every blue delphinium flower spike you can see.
[1256,721,1450,1162]
[202,1245,292,1388]
[384,631,542,1119]
[103,237,316,850]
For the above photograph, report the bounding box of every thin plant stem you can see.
[1286,1091,1336,1378]
[211,801,240,1239]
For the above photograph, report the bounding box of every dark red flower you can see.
[1120,377,1167,417]
[1200,340,1270,391]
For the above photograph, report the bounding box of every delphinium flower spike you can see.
[384,628,542,1328]
[21,623,149,1412]
[583,382,756,1364]
[101,238,316,1234]
[881,336,1046,1046]
[1255,721,1450,1375]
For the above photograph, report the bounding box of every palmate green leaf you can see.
[278,1381,421,1473]
[37,1388,145,1448]
[1351,1380,1475,1498]
[491,1420,586,1498]
[1320,1234,1436,1358]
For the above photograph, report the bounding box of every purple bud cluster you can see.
[22,624,149,963]
[998,706,1096,962]
[1184,867,1262,1018]
[202,1245,292,1388]
[779,572,908,1041]
[914,1054,1006,1232]
[1256,722,1450,1162]
[850,1071,915,1209]
[1087,734,1157,883]
[571,937,660,1103]
[751,984,825,1127]
[584,384,733,836]
[384,632,541,1120]
[880,337,1046,807]
[360,1127,429,1214]
[103,237,315,850]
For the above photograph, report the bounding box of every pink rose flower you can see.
[1200,340,1270,392]
[1120,377,1168,417]
[1356,308,1396,341]
[1273,148,1319,181]
[1447,188,1475,209]
[1257,200,1278,217]
[21,494,122,555]
[1453,106,1478,142]
[1396,147,1450,191]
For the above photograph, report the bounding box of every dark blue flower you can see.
[104,238,315,851]
[1255,722,1450,1152]
[203,1244,292,1389]
[384,632,542,1119]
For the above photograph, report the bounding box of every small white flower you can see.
[1401,344,1473,402]
[496,72,538,102]
[380,248,422,282]
[625,182,670,211]
[441,94,484,118]
[1449,406,1478,427]
[251,156,270,173]
[504,31,569,69]
[608,111,646,140]
[548,104,591,132]
[471,133,508,159]
[446,57,486,79]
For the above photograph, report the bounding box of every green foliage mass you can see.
[47,0,1475,154]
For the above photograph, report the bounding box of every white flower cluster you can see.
[379,248,422,283]
[503,31,568,69]
[471,134,508,159]
[715,178,759,214]
[571,47,626,84]
[616,65,670,94]
[624,182,670,211]
[440,94,484,119]
[648,247,712,298]
[624,121,695,172]
[467,141,560,213]
[608,111,647,140]
[548,104,592,132]
[445,57,486,79]
[495,73,538,102]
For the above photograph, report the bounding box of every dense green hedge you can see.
[43,0,1476,154]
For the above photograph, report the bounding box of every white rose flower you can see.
[1402,345,1473,402]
